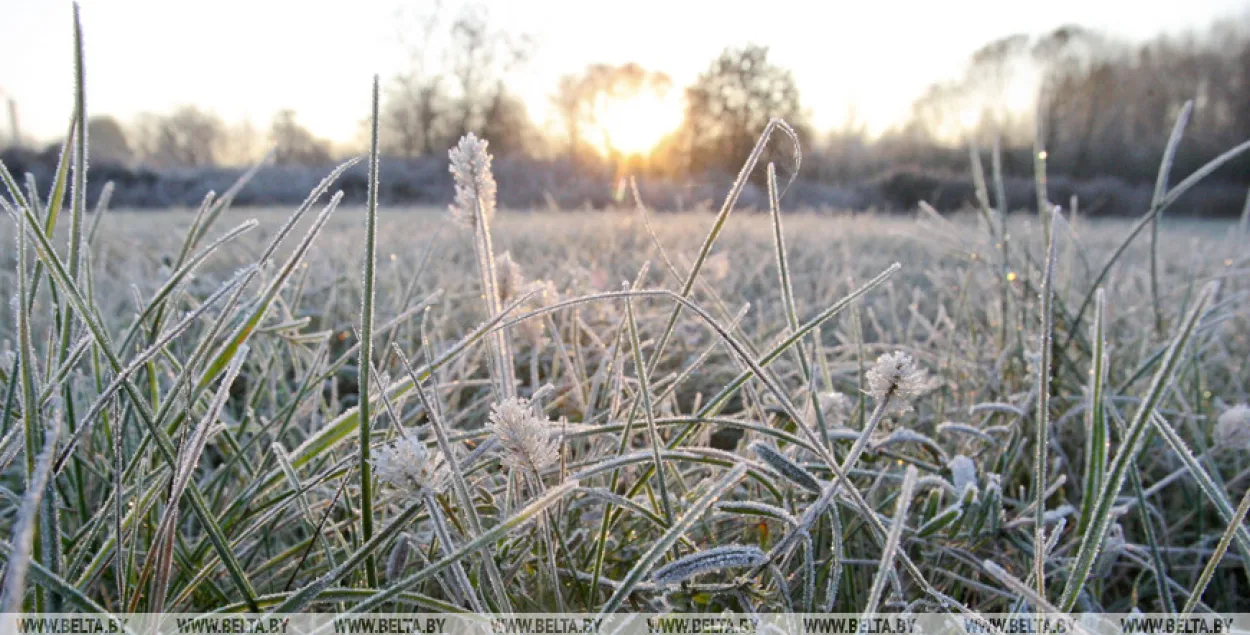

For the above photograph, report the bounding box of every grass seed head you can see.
[818,390,852,426]
[866,351,929,404]
[1215,404,1250,449]
[372,434,451,500]
[489,396,559,474]
[448,132,497,228]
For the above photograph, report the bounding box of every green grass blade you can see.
[1059,282,1216,611]
[597,464,747,617]
[358,73,382,588]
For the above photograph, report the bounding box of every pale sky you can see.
[1,0,1247,149]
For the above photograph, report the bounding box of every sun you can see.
[590,89,684,157]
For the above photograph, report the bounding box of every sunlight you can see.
[590,89,684,157]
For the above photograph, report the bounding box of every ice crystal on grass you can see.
[448,133,496,228]
[372,435,451,500]
[496,251,525,304]
[490,397,559,474]
[1216,404,1250,449]
[949,455,978,495]
[818,390,852,426]
[652,545,767,585]
[866,351,929,404]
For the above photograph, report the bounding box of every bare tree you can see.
[682,45,808,174]
[87,115,131,165]
[380,3,534,157]
[132,106,225,168]
[270,110,331,165]
[381,5,446,157]
[551,63,672,161]
[220,119,262,166]
[444,5,534,152]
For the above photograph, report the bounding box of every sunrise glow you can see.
[588,89,684,157]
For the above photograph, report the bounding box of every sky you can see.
[1,0,1247,149]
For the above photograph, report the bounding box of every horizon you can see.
[2,0,1248,154]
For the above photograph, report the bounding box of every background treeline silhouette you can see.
[3,7,1248,215]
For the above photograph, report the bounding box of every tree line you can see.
[5,6,1249,212]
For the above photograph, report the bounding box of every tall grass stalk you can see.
[450,134,515,400]
[1064,136,1250,349]
[624,295,673,524]
[767,162,829,446]
[597,464,748,617]
[0,419,60,613]
[1148,101,1193,336]
[1181,486,1250,616]
[1058,282,1216,611]
[358,74,382,588]
[1032,206,1059,596]
[1076,290,1107,536]
[863,466,918,614]
[644,119,799,376]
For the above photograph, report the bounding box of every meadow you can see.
[3,182,1249,614]
[2,9,1250,618]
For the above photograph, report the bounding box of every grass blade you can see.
[1059,282,1216,611]
[598,464,747,617]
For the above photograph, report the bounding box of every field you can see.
[3,15,1250,612]
[3,158,1250,615]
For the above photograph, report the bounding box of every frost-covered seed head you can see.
[1215,404,1250,450]
[448,133,497,228]
[818,391,851,426]
[489,397,559,474]
[493,253,558,342]
[371,435,450,500]
[866,352,929,403]
[386,534,411,580]
[495,251,524,304]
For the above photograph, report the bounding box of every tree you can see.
[132,106,225,168]
[380,3,535,157]
[270,110,331,165]
[444,5,534,154]
[682,45,808,174]
[220,119,263,166]
[551,63,671,161]
[383,74,446,158]
[87,115,131,165]
[381,5,447,158]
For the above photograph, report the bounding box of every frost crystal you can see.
[489,397,559,474]
[1215,404,1250,449]
[386,534,411,580]
[818,391,851,425]
[493,252,559,341]
[448,133,497,228]
[652,545,767,585]
[372,435,450,500]
[948,455,978,495]
[496,251,525,304]
[866,351,929,403]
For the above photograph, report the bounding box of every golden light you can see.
[590,90,684,157]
